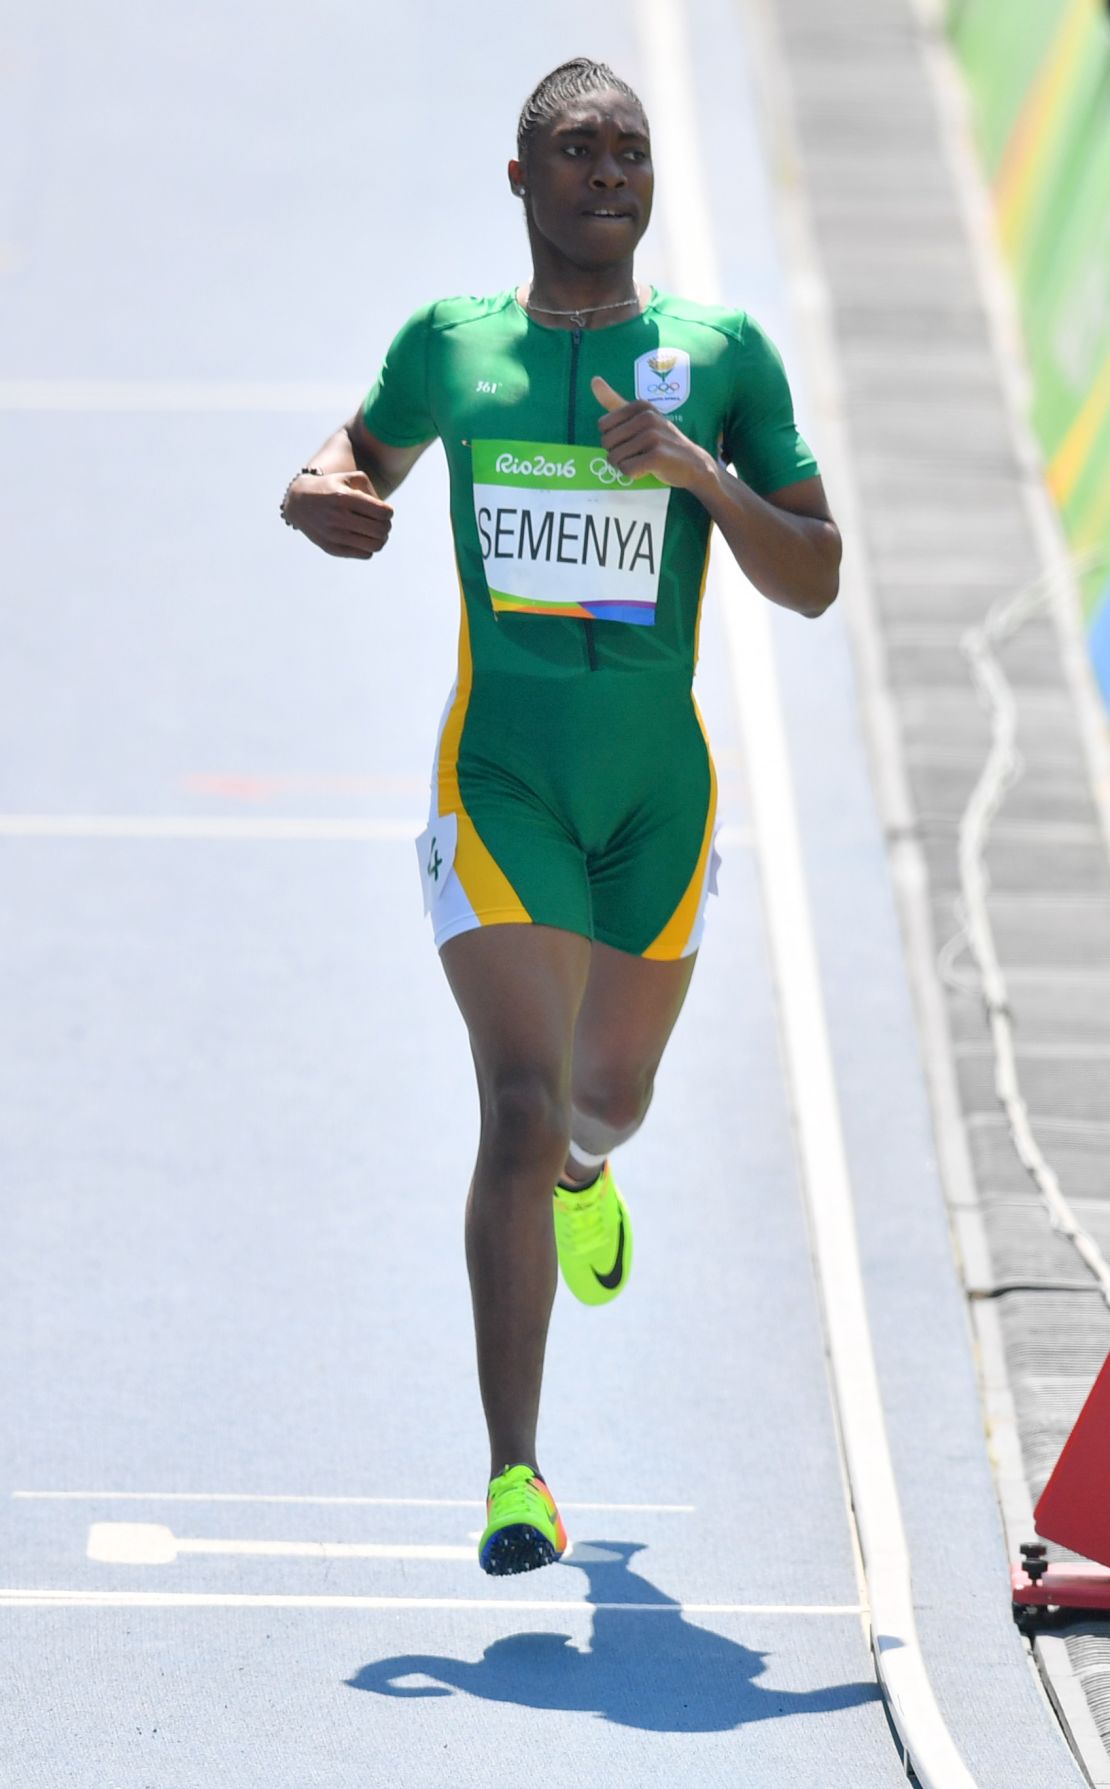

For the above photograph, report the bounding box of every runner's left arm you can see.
[592,375,840,618]
[673,457,840,619]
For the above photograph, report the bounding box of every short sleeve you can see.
[721,316,818,495]
[360,305,438,446]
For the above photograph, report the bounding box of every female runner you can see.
[280,57,841,1574]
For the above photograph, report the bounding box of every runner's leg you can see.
[439,924,591,1478]
[564,943,697,1184]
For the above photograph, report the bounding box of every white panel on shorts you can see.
[419,682,483,952]
[682,826,722,958]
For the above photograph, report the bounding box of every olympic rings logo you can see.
[589,456,634,488]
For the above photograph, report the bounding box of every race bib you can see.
[472,440,671,626]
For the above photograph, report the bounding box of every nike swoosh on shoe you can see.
[592,1217,626,1291]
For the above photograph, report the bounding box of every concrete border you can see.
[736,0,1109,1778]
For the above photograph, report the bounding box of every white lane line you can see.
[14,1491,696,1514]
[0,381,355,413]
[0,815,421,841]
[638,7,979,1788]
[87,1523,473,1565]
[0,815,753,849]
[0,1589,865,1614]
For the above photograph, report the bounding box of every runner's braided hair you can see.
[516,58,648,164]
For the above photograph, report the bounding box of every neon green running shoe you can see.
[478,1463,568,1575]
[552,1161,633,1306]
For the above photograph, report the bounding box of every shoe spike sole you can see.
[479,1525,559,1576]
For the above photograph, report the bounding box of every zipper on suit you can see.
[568,326,598,671]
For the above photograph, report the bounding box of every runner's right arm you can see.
[281,413,430,560]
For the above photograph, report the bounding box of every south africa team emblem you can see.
[634,347,691,414]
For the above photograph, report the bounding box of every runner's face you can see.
[516,93,653,271]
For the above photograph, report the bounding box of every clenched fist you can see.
[591,376,713,492]
[283,469,394,560]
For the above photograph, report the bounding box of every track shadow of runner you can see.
[346,1540,880,1733]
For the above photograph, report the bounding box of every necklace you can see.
[524,286,642,327]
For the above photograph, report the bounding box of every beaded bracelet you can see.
[279,465,326,526]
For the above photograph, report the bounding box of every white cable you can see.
[936,926,983,999]
[958,555,1110,1308]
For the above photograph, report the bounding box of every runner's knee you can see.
[479,1069,571,1179]
[573,1071,654,1140]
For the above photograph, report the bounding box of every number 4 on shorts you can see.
[415,812,458,913]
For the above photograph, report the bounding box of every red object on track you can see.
[1034,1351,1110,1569]
[1011,1563,1110,1609]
